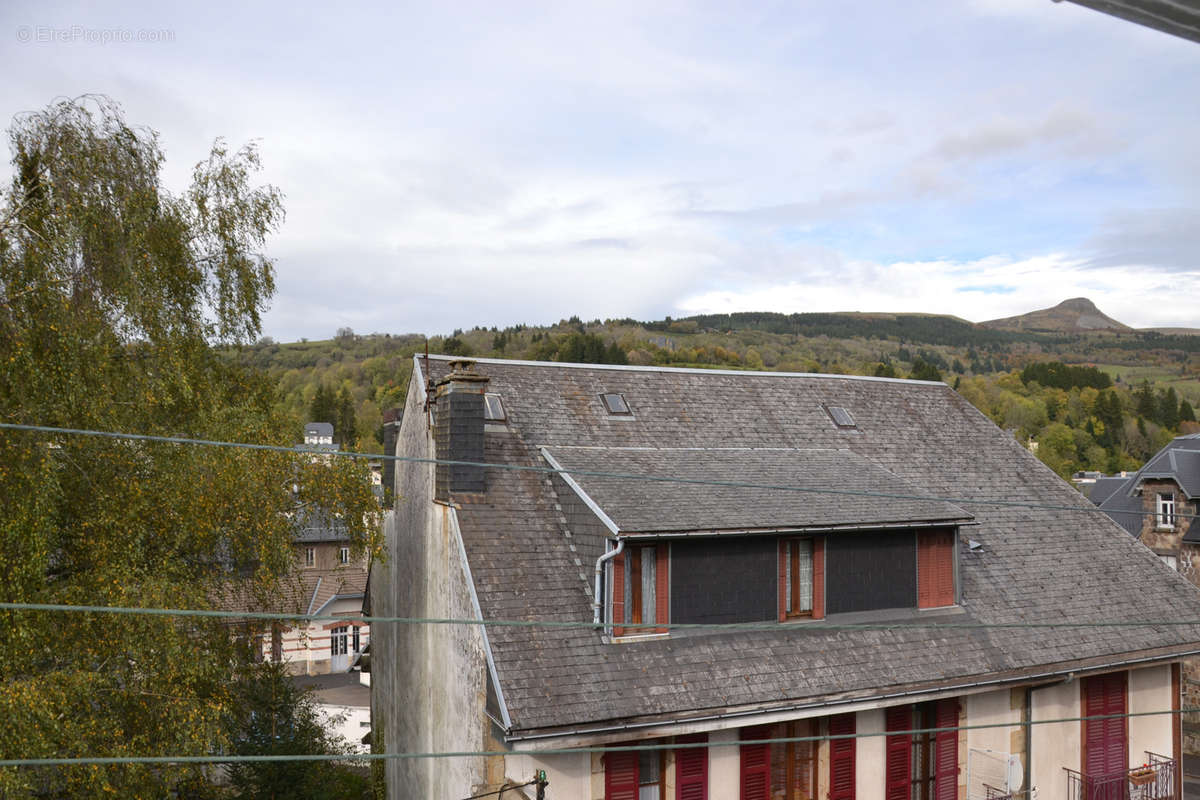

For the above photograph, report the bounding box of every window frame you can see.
[778,537,824,622]
[304,546,315,568]
[483,392,506,422]
[331,625,349,656]
[339,546,350,565]
[1157,492,1176,530]
[600,392,633,416]
[611,542,670,638]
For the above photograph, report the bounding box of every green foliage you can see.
[225,662,370,800]
[1020,362,1112,391]
[910,358,943,382]
[0,97,378,798]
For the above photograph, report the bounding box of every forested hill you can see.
[235,310,1200,481]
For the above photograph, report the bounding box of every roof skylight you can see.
[600,393,631,415]
[824,405,856,429]
[484,393,506,422]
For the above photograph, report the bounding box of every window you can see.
[304,547,315,568]
[604,744,665,800]
[779,538,824,620]
[611,543,669,637]
[483,392,506,421]
[1157,493,1176,529]
[331,625,349,656]
[739,722,816,800]
[885,701,958,800]
[601,392,632,415]
[339,546,350,564]
[1160,554,1178,571]
[824,405,857,429]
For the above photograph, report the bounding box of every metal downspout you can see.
[593,539,625,627]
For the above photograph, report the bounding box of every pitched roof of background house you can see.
[1097,434,1200,536]
[415,355,1200,739]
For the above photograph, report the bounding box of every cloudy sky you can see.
[3,1,1198,340]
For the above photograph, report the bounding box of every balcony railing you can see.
[1065,752,1177,800]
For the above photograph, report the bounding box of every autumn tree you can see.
[0,97,377,798]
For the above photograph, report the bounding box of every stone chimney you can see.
[434,359,489,501]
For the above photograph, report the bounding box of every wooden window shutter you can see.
[918,530,955,608]
[778,540,788,622]
[934,699,960,800]
[812,537,825,620]
[605,749,639,800]
[656,544,670,634]
[740,727,772,800]
[829,714,856,800]
[1083,673,1127,778]
[885,706,912,800]
[611,552,626,638]
[676,734,708,800]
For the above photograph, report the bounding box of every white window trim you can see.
[1156,492,1176,530]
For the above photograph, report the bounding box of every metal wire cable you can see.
[0,422,1193,523]
[0,707,1190,767]
[4,600,1200,632]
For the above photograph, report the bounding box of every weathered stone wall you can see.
[375,369,489,799]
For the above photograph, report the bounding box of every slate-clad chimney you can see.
[434,359,489,500]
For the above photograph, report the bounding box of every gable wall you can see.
[376,374,490,800]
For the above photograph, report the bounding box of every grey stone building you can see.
[372,356,1200,800]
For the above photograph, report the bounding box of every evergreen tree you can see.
[1159,387,1180,430]
[335,385,357,448]
[310,383,335,424]
[1182,399,1196,423]
[1135,380,1157,421]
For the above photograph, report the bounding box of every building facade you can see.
[373,356,1200,800]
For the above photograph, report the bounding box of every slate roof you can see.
[542,446,973,534]
[416,355,1200,739]
[1097,434,1200,536]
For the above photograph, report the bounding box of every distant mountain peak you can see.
[980,298,1131,333]
[1055,297,1101,313]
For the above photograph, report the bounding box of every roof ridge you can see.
[420,353,946,385]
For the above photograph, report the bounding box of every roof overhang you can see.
[500,643,1200,747]
[1057,0,1200,45]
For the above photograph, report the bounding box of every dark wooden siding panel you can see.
[825,532,916,614]
[671,537,777,624]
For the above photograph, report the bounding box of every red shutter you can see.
[741,727,772,800]
[829,714,856,800]
[918,530,955,608]
[934,699,960,800]
[605,749,639,800]
[1084,673,1127,778]
[812,538,825,620]
[656,544,670,634]
[885,706,912,800]
[778,540,788,622]
[676,734,708,800]
[611,552,625,637]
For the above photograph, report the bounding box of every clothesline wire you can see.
[0,707,1189,768]
[0,422,1193,523]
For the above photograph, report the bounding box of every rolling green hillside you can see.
[231,307,1200,477]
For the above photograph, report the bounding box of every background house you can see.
[1093,433,1200,750]
[373,356,1200,800]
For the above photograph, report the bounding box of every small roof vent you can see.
[600,393,631,416]
[824,405,856,429]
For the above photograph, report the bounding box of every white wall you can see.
[857,709,886,800]
[709,728,740,799]
[317,702,371,754]
[1128,665,1174,766]
[966,689,1024,800]
[1031,680,1081,800]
